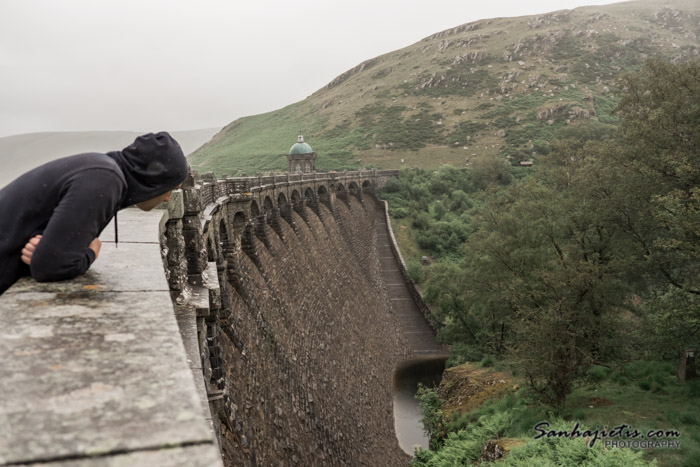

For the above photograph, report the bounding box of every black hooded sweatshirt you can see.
[0,132,188,295]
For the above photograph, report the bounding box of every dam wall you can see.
[163,170,413,466]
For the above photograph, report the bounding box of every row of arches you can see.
[251,180,372,217]
[206,179,375,266]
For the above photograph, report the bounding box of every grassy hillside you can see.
[190,0,700,176]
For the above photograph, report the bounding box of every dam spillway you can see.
[375,201,448,357]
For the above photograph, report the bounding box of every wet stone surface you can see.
[21,445,223,467]
[0,209,221,466]
[4,243,169,295]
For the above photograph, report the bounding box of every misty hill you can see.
[190,0,700,176]
[0,128,219,188]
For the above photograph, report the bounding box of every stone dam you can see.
[0,170,448,466]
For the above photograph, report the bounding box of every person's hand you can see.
[21,235,102,265]
[89,237,102,260]
[20,235,42,265]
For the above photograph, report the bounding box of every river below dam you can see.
[393,356,448,455]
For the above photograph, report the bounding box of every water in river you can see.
[392,356,447,455]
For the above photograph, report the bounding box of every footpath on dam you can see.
[0,208,222,467]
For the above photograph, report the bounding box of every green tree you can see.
[463,172,628,406]
[468,154,513,190]
[607,58,700,355]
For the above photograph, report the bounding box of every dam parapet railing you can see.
[195,169,400,206]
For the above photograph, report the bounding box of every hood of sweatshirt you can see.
[106,132,189,208]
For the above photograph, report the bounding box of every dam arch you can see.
[303,186,319,215]
[317,185,331,210]
[263,195,275,225]
[277,192,293,226]
[348,181,362,201]
[336,183,349,205]
[231,211,247,230]
[291,189,303,213]
[250,199,261,218]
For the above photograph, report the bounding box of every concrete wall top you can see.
[0,208,222,467]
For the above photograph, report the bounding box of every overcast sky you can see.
[0,0,624,138]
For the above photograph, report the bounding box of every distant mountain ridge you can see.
[190,0,700,176]
[0,128,219,188]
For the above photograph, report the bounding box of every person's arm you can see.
[29,170,123,282]
[22,235,102,265]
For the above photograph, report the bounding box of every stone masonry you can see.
[162,170,414,466]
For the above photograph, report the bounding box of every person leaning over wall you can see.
[0,131,189,296]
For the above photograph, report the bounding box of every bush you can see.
[416,384,445,450]
[430,178,451,196]
[448,190,472,212]
[586,365,612,383]
[416,219,471,256]
[480,355,495,367]
[413,411,513,466]
[412,212,431,230]
[392,207,409,219]
[433,201,448,220]
[383,177,402,193]
[407,258,425,283]
[498,419,654,466]
[413,414,651,466]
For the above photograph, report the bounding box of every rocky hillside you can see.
[190,0,700,176]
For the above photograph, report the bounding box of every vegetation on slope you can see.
[382,58,700,465]
[414,362,700,466]
[190,0,700,176]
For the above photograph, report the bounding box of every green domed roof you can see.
[290,134,313,154]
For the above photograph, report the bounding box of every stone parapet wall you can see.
[0,209,223,467]
[190,169,400,209]
[162,170,410,466]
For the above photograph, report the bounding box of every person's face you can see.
[136,184,182,211]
